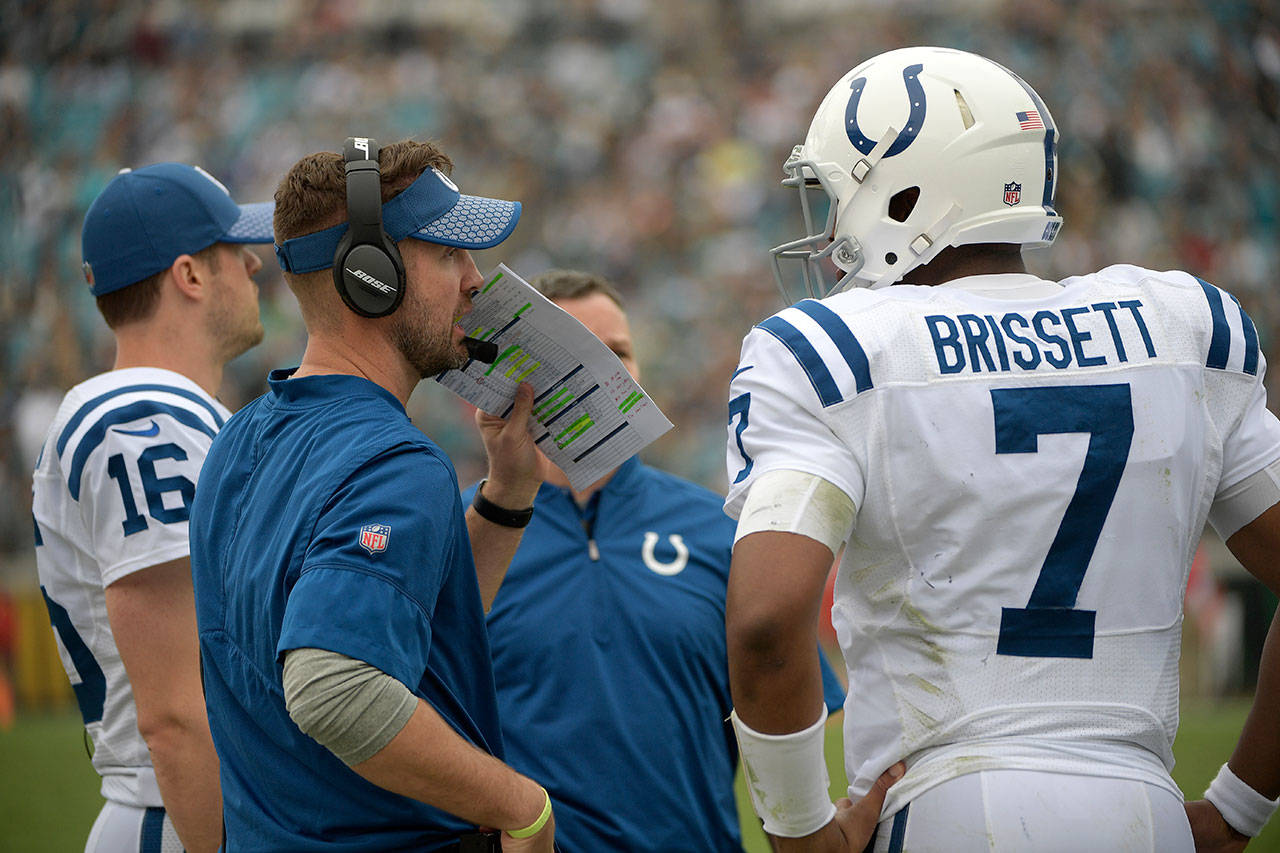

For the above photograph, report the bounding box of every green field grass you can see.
[2,702,1278,851]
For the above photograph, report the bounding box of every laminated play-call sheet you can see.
[435,264,673,490]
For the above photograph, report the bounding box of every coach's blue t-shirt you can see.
[191,370,501,851]
[469,458,845,853]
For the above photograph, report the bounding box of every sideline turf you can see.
[2,703,1277,850]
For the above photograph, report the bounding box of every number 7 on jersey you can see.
[992,384,1134,659]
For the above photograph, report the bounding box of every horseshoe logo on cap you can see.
[845,63,927,158]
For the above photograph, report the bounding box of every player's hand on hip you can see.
[476,382,546,507]
[1185,799,1250,853]
[499,809,555,853]
[770,762,904,853]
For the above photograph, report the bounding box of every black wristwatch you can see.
[472,480,535,528]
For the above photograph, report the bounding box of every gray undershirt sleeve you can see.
[1209,458,1280,541]
[282,647,418,766]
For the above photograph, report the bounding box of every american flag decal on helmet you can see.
[359,523,391,554]
[1016,110,1044,130]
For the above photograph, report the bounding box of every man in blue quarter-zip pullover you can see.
[469,270,857,853]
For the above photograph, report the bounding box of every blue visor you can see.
[225,202,275,243]
[274,168,521,274]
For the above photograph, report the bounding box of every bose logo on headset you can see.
[332,136,406,317]
[345,266,394,294]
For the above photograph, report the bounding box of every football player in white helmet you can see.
[727,46,1280,852]
[770,46,1061,300]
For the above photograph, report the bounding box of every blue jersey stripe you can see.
[57,383,224,457]
[1228,292,1260,376]
[41,586,106,725]
[140,807,166,853]
[758,316,842,407]
[793,300,874,393]
[66,401,216,500]
[887,803,910,853]
[1196,278,1231,370]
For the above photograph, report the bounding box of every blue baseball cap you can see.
[81,163,275,296]
[273,167,521,274]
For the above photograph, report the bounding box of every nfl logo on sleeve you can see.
[1003,181,1022,206]
[358,523,391,554]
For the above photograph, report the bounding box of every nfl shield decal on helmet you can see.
[1003,182,1022,206]
[359,523,391,554]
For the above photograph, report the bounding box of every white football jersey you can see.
[725,266,1280,816]
[33,367,229,808]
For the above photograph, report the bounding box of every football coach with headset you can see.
[189,138,555,851]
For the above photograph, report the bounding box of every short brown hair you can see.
[95,243,221,329]
[528,269,624,309]
[273,140,455,243]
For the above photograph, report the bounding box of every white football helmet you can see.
[771,46,1063,298]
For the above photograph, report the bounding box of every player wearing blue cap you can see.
[189,139,554,851]
[33,163,273,852]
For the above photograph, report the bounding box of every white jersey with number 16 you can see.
[33,367,228,809]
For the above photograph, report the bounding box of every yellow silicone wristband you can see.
[506,787,552,839]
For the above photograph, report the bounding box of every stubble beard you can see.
[391,309,467,378]
[209,284,265,364]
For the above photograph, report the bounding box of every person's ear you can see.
[167,253,206,302]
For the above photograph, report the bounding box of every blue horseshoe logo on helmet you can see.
[845,63,927,157]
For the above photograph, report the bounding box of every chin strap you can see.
[850,126,900,184]
[908,203,963,259]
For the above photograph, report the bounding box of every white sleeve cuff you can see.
[734,469,856,557]
[1210,458,1280,541]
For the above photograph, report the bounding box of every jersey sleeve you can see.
[1217,351,1280,493]
[77,415,213,586]
[724,327,866,520]
[278,446,468,690]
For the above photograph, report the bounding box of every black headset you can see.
[333,137,405,317]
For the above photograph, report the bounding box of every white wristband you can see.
[1205,762,1280,837]
[730,707,836,838]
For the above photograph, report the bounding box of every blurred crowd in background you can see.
[1,0,1278,564]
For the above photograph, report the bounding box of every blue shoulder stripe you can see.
[66,401,217,500]
[758,316,842,407]
[794,300,874,393]
[1196,277,1231,370]
[1227,292,1260,376]
[57,383,224,457]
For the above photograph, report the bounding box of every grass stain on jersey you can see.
[907,674,945,697]
[900,603,948,666]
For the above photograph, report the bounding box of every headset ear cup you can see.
[337,243,404,318]
[337,135,409,319]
